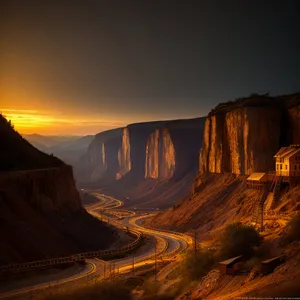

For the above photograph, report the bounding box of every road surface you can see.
[0,192,192,299]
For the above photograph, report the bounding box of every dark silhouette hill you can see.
[0,114,63,171]
[0,114,115,265]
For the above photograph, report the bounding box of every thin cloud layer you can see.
[1,109,126,135]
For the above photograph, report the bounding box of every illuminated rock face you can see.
[145,129,160,178]
[145,128,175,180]
[117,128,131,179]
[200,107,281,175]
[200,115,224,174]
[160,128,176,179]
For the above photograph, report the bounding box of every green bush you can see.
[280,213,300,245]
[181,249,215,281]
[217,222,262,260]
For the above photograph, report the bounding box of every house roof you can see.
[218,255,243,266]
[262,255,285,264]
[247,173,267,181]
[274,147,300,159]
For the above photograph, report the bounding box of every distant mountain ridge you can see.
[23,133,94,166]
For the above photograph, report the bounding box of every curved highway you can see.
[0,191,192,299]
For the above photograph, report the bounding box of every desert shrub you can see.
[217,222,262,260]
[181,249,215,281]
[280,213,300,245]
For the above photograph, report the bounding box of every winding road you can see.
[0,191,192,299]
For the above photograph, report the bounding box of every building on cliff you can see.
[274,145,300,181]
[246,172,268,189]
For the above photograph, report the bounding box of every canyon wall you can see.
[199,95,300,176]
[77,118,205,208]
[145,128,175,180]
[0,166,82,213]
[0,166,115,264]
[76,128,123,182]
[152,94,300,233]
[117,127,131,179]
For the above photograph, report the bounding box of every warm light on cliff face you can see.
[0,109,126,135]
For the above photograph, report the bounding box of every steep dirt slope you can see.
[151,173,260,235]
[0,114,115,265]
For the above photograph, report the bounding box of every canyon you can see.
[151,93,300,233]
[76,117,205,209]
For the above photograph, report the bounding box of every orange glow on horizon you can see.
[1,109,127,135]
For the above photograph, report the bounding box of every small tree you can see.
[181,249,215,281]
[217,222,262,260]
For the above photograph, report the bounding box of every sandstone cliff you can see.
[77,118,205,208]
[0,167,81,213]
[76,128,123,183]
[200,94,300,176]
[117,127,132,179]
[145,128,175,180]
[152,93,300,233]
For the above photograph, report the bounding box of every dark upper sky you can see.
[1,0,300,134]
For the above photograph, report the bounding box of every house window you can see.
[295,165,297,170]
[286,165,288,170]
[280,164,282,170]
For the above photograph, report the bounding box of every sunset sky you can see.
[1,0,300,135]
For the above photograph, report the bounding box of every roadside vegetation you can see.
[36,222,266,300]
[181,249,215,281]
[216,222,263,260]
